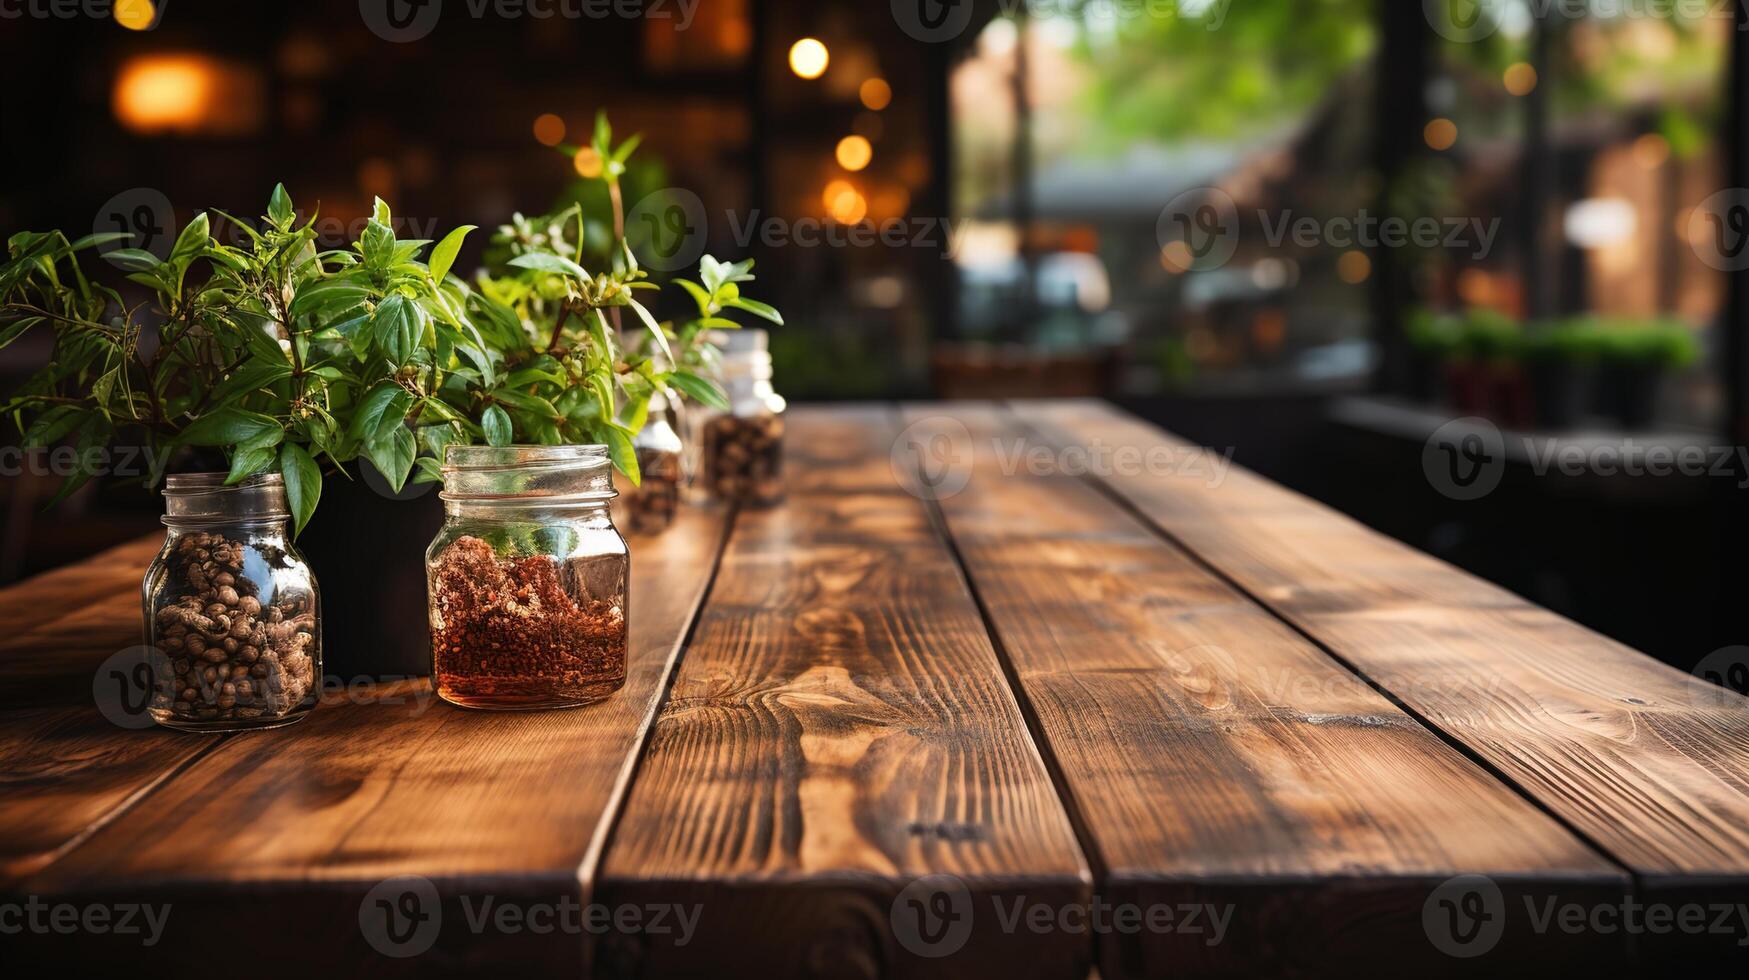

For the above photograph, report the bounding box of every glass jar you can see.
[426,445,629,710]
[143,473,321,732]
[700,329,786,507]
[625,393,683,534]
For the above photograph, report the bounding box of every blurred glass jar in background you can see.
[698,329,785,507]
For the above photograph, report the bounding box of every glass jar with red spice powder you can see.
[426,445,629,710]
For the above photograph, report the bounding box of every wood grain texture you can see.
[908,404,1625,978]
[1015,399,1749,972]
[599,406,1092,980]
[13,507,731,978]
[0,533,223,886]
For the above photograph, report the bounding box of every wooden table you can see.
[3,402,1746,978]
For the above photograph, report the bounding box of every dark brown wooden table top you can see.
[2,402,1746,979]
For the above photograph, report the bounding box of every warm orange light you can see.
[358,158,397,199]
[533,113,566,147]
[1424,118,1458,151]
[1503,62,1538,96]
[1160,241,1193,274]
[827,187,868,224]
[113,55,214,133]
[789,38,829,79]
[573,147,604,178]
[859,77,892,111]
[114,0,156,31]
[835,135,873,172]
[1633,133,1670,169]
[822,179,856,212]
[1337,250,1372,284]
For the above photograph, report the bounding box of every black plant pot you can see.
[297,466,443,679]
[1595,363,1663,430]
[1528,360,1590,431]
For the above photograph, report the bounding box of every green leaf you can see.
[268,184,294,227]
[279,442,322,536]
[668,370,731,411]
[363,426,417,494]
[626,297,673,364]
[169,213,211,269]
[360,219,396,269]
[508,252,590,280]
[725,296,783,325]
[491,388,557,418]
[371,292,425,364]
[180,409,281,448]
[605,426,640,486]
[348,381,413,445]
[481,404,512,447]
[225,446,277,486]
[103,248,162,271]
[372,197,393,226]
[674,278,712,314]
[427,224,477,285]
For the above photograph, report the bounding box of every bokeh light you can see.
[1503,62,1538,96]
[789,38,829,80]
[835,135,873,172]
[113,55,214,133]
[859,77,892,111]
[113,0,156,31]
[573,146,603,178]
[1424,118,1458,151]
[532,113,566,146]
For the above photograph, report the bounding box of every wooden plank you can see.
[598,406,1093,980]
[0,533,224,887]
[1016,399,1749,972]
[906,405,1625,978]
[12,506,732,978]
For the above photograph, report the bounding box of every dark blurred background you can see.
[1,0,1745,672]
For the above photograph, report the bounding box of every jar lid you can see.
[162,473,289,525]
[440,444,617,503]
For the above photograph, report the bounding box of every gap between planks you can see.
[995,402,1643,883]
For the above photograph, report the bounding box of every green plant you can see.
[1455,308,1522,363]
[0,186,480,533]
[467,114,782,473]
[1575,316,1701,369]
[1405,308,1463,357]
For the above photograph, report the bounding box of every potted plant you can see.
[1404,308,1461,406]
[1446,308,1524,422]
[0,187,510,675]
[1590,317,1700,429]
[1523,319,1603,430]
